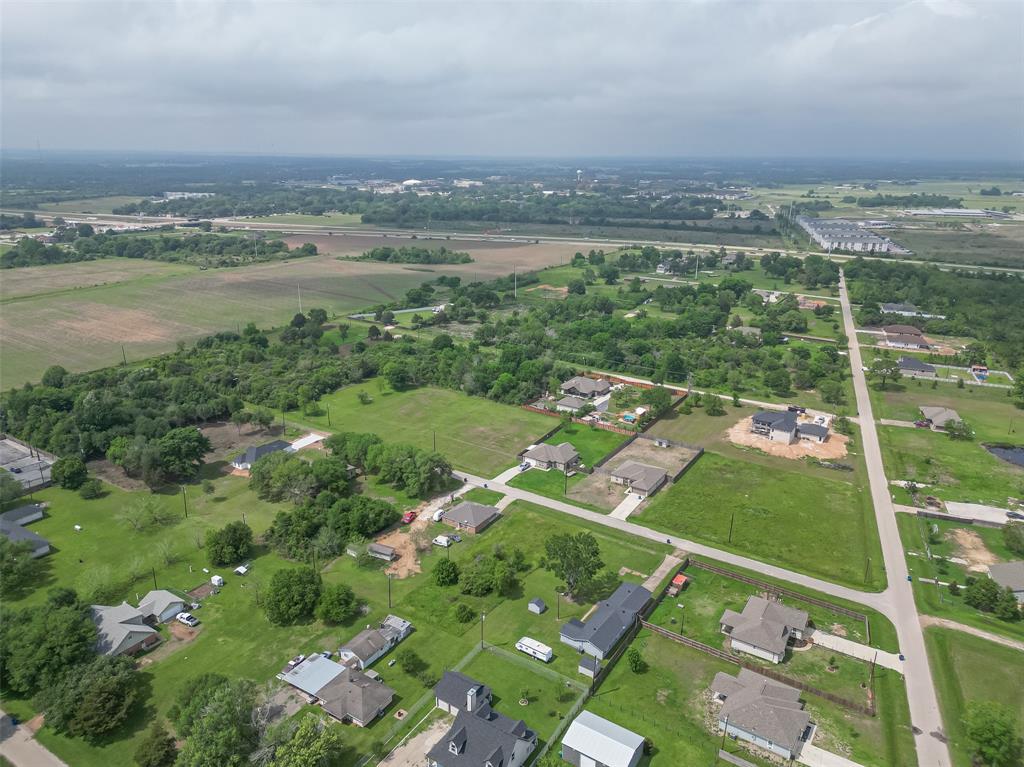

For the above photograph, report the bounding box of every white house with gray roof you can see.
[523,442,580,472]
[338,614,412,669]
[609,461,668,499]
[898,356,936,378]
[0,504,51,558]
[989,561,1024,604]
[750,411,828,445]
[560,582,651,659]
[137,589,186,624]
[711,669,811,760]
[427,680,537,767]
[719,596,809,664]
[91,602,160,656]
[561,710,645,767]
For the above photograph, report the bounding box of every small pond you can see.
[984,443,1024,468]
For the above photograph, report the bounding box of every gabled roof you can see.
[443,501,500,528]
[232,440,290,466]
[562,711,644,767]
[91,602,157,655]
[720,596,808,657]
[881,302,919,313]
[989,561,1024,592]
[557,395,587,410]
[797,423,829,439]
[0,504,49,551]
[368,542,396,558]
[318,666,395,723]
[138,590,184,619]
[434,671,492,710]
[898,356,935,373]
[427,701,533,767]
[752,410,798,432]
[611,461,667,493]
[561,376,611,396]
[280,654,347,696]
[711,669,809,755]
[341,628,388,663]
[560,582,651,654]
[524,442,579,465]
[883,324,922,336]
[887,333,929,346]
[920,406,961,427]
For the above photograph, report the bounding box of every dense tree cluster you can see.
[1,230,315,269]
[854,193,962,208]
[848,258,1024,369]
[354,245,473,264]
[266,497,400,562]
[0,212,44,230]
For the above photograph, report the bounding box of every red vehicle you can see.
[401,511,417,524]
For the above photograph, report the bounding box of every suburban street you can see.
[838,271,951,767]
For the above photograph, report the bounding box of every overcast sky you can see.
[2,0,1022,160]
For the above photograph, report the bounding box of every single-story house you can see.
[91,602,161,656]
[138,589,186,624]
[338,614,412,670]
[528,598,547,615]
[560,582,651,660]
[711,669,811,760]
[750,411,828,446]
[885,332,930,350]
[898,356,936,378]
[882,324,923,336]
[556,395,587,413]
[609,461,668,499]
[880,302,920,316]
[523,442,581,472]
[577,656,600,679]
[0,504,51,558]
[561,710,645,767]
[560,376,611,399]
[988,561,1024,604]
[442,501,501,534]
[278,654,394,727]
[919,406,962,430]
[230,440,290,471]
[720,596,809,664]
[367,543,396,561]
[435,671,493,715]
[428,675,537,767]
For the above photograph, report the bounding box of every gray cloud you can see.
[2,0,1021,159]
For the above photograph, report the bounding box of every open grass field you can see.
[893,225,1024,269]
[868,379,1023,444]
[542,423,628,467]
[507,467,599,511]
[588,627,913,767]
[878,425,1024,506]
[0,257,194,300]
[247,212,365,226]
[898,515,1024,642]
[282,381,555,477]
[924,627,1024,767]
[38,195,148,215]
[634,450,884,590]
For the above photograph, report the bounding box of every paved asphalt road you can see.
[838,271,951,767]
[0,711,67,767]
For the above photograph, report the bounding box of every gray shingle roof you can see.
[0,504,50,552]
[611,460,668,493]
[989,561,1024,592]
[797,423,829,439]
[427,701,534,767]
[898,356,935,374]
[561,376,611,397]
[920,406,961,427]
[524,442,579,465]
[712,669,809,755]
[720,596,809,657]
[444,501,500,529]
[91,602,158,655]
[434,671,492,711]
[752,410,798,432]
[883,325,922,336]
[137,590,184,620]
[318,666,395,724]
[560,582,651,655]
[557,395,587,410]
[341,628,388,664]
[232,440,290,466]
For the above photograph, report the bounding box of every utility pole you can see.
[326,404,332,427]
[298,285,303,314]
[514,265,517,299]
[387,573,392,608]
[555,588,560,619]
[727,511,735,544]
[480,612,486,649]
[182,485,188,518]
[121,345,128,365]
[151,568,157,590]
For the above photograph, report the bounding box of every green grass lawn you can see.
[282,380,557,477]
[38,196,148,214]
[878,425,1024,506]
[245,212,364,226]
[506,468,606,512]
[898,515,1024,642]
[635,451,885,590]
[543,423,629,467]
[462,487,505,506]
[868,379,1023,443]
[925,627,1024,767]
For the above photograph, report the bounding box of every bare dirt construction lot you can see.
[949,528,998,572]
[199,421,287,465]
[376,511,435,579]
[568,438,700,510]
[379,714,452,767]
[727,416,849,460]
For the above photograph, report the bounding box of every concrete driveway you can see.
[798,742,866,767]
[0,711,68,767]
[807,629,903,671]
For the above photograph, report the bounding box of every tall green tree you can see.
[206,521,254,566]
[963,701,1022,767]
[134,722,178,767]
[38,655,137,740]
[176,680,258,767]
[264,567,322,626]
[52,455,88,489]
[543,532,603,597]
[267,716,345,767]
[0,538,41,599]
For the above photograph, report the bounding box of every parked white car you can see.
[176,612,200,627]
[432,535,452,547]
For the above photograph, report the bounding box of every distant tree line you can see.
[352,245,473,264]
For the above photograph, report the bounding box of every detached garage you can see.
[561,710,645,767]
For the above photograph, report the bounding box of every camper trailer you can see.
[515,637,553,663]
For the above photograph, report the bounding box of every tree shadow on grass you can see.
[574,570,621,604]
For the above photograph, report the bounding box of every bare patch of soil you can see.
[949,528,999,572]
[199,421,285,463]
[379,715,453,767]
[618,566,648,579]
[830,623,848,637]
[53,304,194,343]
[525,283,569,297]
[86,457,148,491]
[377,509,434,579]
[727,416,849,460]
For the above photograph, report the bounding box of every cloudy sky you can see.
[2,0,1021,159]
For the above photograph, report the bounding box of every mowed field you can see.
[0,236,575,387]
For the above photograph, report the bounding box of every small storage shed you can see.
[578,656,601,678]
[528,598,547,614]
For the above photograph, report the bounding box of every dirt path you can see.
[919,615,1024,652]
[727,416,849,460]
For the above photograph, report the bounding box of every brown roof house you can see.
[278,654,394,727]
[711,669,812,760]
[719,596,809,664]
[442,501,501,534]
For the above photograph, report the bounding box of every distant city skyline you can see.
[2,0,1022,161]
